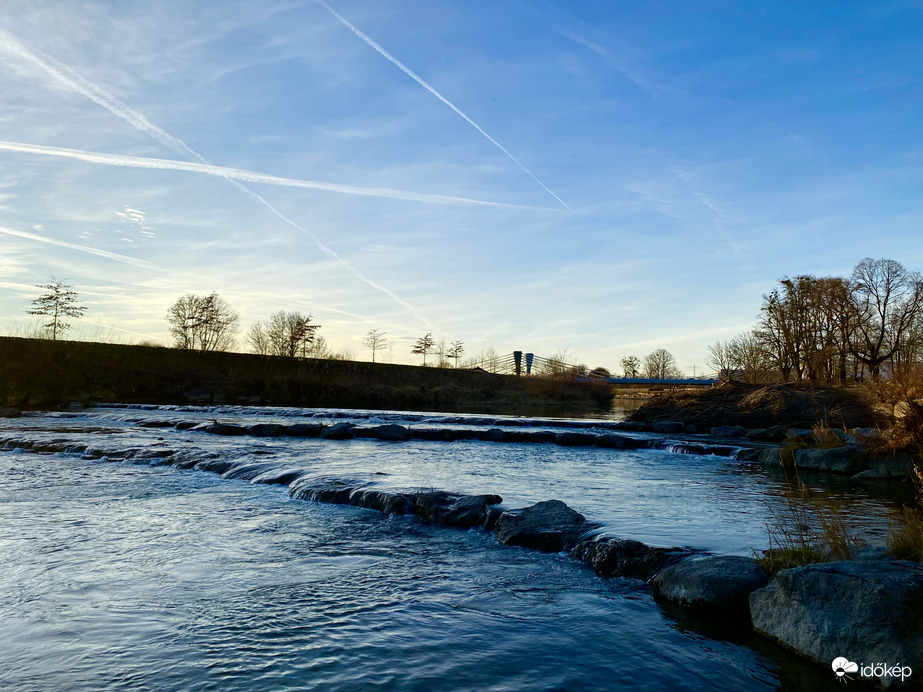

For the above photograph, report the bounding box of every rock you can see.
[221,461,281,480]
[289,476,364,503]
[0,407,22,418]
[413,491,503,528]
[251,467,309,485]
[174,421,197,430]
[348,488,413,514]
[496,500,591,552]
[711,425,747,438]
[613,421,651,432]
[320,422,354,440]
[193,457,236,474]
[795,445,866,473]
[750,559,923,688]
[554,431,597,447]
[356,424,411,441]
[745,425,785,442]
[571,536,687,581]
[867,454,917,477]
[652,421,685,434]
[478,428,506,442]
[203,423,247,436]
[595,433,647,449]
[785,428,814,444]
[284,423,324,437]
[653,556,768,617]
[138,419,174,428]
[504,430,556,444]
[757,448,783,465]
[410,428,459,442]
[248,423,286,437]
[734,448,764,462]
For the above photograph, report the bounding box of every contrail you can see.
[0,140,538,210]
[317,0,572,211]
[0,28,435,328]
[0,225,156,269]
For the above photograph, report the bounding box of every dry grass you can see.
[889,463,923,563]
[757,474,865,577]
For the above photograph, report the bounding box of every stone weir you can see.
[2,434,921,688]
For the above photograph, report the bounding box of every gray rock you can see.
[653,556,768,617]
[289,476,365,503]
[249,423,286,437]
[554,431,597,447]
[284,423,324,437]
[595,433,647,449]
[410,427,459,441]
[504,430,556,443]
[203,422,247,436]
[613,421,652,432]
[413,491,503,528]
[652,421,685,434]
[348,488,414,514]
[757,447,783,465]
[221,461,281,480]
[571,536,687,581]
[320,422,355,440]
[867,454,917,477]
[795,445,867,473]
[478,428,506,442]
[251,467,309,485]
[139,419,174,428]
[745,425,786,442]
[354,424,411,441]
[711,425,747,438]
[496,499,591,552]
[785,428,814,444]
[174,421,197,430]
[750,559,923,688]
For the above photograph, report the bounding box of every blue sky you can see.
[0,0,920,372]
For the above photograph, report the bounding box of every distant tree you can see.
[706,340,739,380]
[447,340,465,367]
[589,366,611,379]
[643,349,681,379]
[411,333,435,365]
[363,329,388,362]
[248,311,319,358]
[435,337,448,367]
[166,292,239,351]
[620,355,641,378]
[27,277,86,340]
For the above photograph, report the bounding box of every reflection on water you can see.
[0,404,910,691]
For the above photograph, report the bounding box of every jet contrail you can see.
[0,225,156,269]
[317,0,572,211]
[0,140,538,210]
[0,28,436,328]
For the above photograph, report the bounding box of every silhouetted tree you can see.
[643,349,680,379]
[166,292,239,351]
[248,311,319,358]
[27,277,86,340]
[620,355,641,378]
[411,333,435,365]
[363,329,388,362]
[447,340,465,367]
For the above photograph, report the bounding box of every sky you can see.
[0,0,921,373]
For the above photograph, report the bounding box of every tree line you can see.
[706,257,923,383]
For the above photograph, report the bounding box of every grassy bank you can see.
[0,337,612,414]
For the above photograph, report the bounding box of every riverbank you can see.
[0,336,612,414]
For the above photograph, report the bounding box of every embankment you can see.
[0,336,611,413]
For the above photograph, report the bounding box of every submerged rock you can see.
[750,558,923,688]
[503,430,556,444]
[653,556,768,617]
[595,433,647,449]
[348,488,414,514]
[478,428,506,442]
[248,423,286,437]
[203,422,247,436]
[251,467,309,485]
[289,476,365,503]
[554,431,597,447]
[284,423,324,437]
[496,500,591,552]
[353,424,412,441]
[413,491,503,529]
[571,536,686,581]
[221,461,281,480]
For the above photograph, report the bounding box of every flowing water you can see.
[0,405,906,691]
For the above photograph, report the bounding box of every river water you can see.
[0,404,905,691]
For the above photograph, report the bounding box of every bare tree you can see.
[166,292,239,351]
[411,333,435,365]
[706,340,739,380]
[27,277,86,340]
[447,339,465,367]
[363,329,388,362]
[248,311,319,358]
[643,349,680,379]
[620,355,641,378]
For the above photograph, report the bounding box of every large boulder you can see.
[284,423,324,437]
[571,536,687,581]
[203,422,247,436]
[413,491,503,528]
[653,556,768,617]
[348,488,414,514]
[496,500,591,552]
[248,423,286,437]
[289,476,364,503]
[795,446,867,473]
[750,559,923,688]
[320,422,355,440]
[595,433,647,449]
[353,424,411,441]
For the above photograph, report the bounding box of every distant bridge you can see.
[466,351,717,387]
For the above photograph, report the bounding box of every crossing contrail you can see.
[0,140,537,210]
[0,27,436,328]
[317,0,572,211]
[0,225,156,269]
